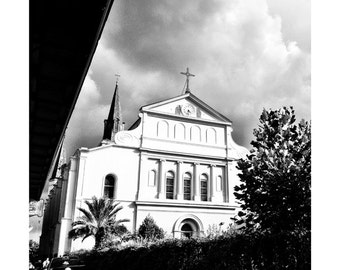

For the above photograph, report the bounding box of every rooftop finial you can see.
[180,67,195,94]
[115,73,121,85]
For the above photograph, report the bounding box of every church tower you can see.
[102,81,123,141]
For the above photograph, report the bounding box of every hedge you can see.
[76,231,310,270]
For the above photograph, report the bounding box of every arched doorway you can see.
[181,223,194,238]
[173,214,204,238]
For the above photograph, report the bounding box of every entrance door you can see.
[181,223,193,238]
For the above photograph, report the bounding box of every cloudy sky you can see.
[64,0,310,157]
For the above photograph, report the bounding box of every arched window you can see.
[166,171,175,199]
[148,170,156,186]
[157,120,169,138]
[174,123,186,140]
[206,128,217,144]
[200,174,208,201]
[104,175,115,199]
[183,172,192,200]
[190,125,201,142]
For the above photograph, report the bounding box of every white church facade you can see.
[40,76,248,257]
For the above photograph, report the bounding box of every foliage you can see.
[74,231,310,270]
[99,224,131,249]
[29,240,39,262]
[234,107,311,234]
[137,215,165,240]
[68,196,129,249]
[206,224,220,238]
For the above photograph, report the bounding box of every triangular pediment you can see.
[141,93,232,124]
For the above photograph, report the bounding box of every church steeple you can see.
[102,80,123,141]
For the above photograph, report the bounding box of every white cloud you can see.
[64,0,310,153]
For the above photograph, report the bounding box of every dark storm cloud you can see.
[104,0,227,74]
[64,0,310,157]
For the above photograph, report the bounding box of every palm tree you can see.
[68,196,129,249]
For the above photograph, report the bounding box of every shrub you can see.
[138,215,165,240]
[74,231,310,270]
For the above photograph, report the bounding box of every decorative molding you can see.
[142,136,226,150]
[144,110,231,126]
[173,214,204,233]
[140,149,227,164]
[135,200,238,210]
[227,132,249,159]
[140,93,232,124]
[113,119,142,147]
[114,131,140,146]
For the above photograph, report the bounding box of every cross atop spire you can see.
[115,73,120,85]
[180,67,195,94]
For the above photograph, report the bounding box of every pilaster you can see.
[223,164,229,203]
[158,159,166,199]
[193,162,200,201]
[176,161,183,200]
[210,164,218,202]
[58,156,78,256]
[137,155,148,200]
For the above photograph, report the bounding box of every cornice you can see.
[143,110,231,127]
[140,147,227,162]
[142,136,226,150]
[135,200,238,210]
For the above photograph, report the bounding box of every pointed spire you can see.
[102,78,123,141]
[107,81,122,122]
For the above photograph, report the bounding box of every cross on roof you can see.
[180,67,195,93]
[115,73,120,85]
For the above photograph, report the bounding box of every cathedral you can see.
[39,71,249,257]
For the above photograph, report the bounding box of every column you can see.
[176,161,183,200]
[223,164,229,203]
[53,182,62,255]
[75,152,88,199]
[193,162,200,201]
[59,156,78,256]
[210,164,217,202]
[158,159,166,199]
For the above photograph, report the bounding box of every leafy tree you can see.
[68,196,129,249]
[138,215,165,240]
[234,107,311,234]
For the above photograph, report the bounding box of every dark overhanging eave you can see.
[29,0,115,200]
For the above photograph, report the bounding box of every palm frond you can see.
[68,196,129,248]
[109,204,123,217]
[81,233,94,242]
[68,226,90,239]
[113,218,130,225]
[85,199,96,218]
[78,207,94,223]
[71,220,87,227]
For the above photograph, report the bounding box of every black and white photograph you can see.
[5,0,338,268]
